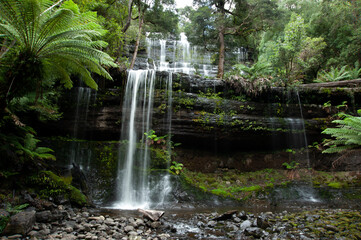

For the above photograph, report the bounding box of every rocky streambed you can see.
[1,202,360,239]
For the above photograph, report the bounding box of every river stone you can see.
[245,227,265,238]
[207,220,217,227]
[124,225,135,232]
[7,234,23,239]
[3,210,36,235]
[256,216,270,229]
[240,220,252,230]
[150,221,161,229]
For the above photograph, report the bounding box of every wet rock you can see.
[238,211,248,220]
[7,234,23,239]
[36,210,59,223]
[213,210,238,221]
[138,209,164,221]
[240,220,252,230]
[89,215,105,221]
[3,210,36,235]
[245,227,265,238]
[150,221,161,229]
[207,220,217,227]
[124,225,134,232]
[256,216,270,229]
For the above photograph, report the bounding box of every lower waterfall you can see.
[112,69,172,209]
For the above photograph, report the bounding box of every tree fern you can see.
[322,110,361,153]
[0,0,117,104]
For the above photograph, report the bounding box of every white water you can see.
[113,70,155,209]
[145,32,232,77]
[69,87,95,171]
[113,33,248,209]
[113,64,174,209]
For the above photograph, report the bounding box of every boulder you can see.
[3,210,36,235]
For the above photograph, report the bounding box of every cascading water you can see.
[69,86,96,171]
[112,33,248,209]
[113,68,173,209]
[113,70,155,209]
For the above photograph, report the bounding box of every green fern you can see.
[315,66,351,82]
[322,110,361,153]
[346,61,361,80]
[0,0,117,102]
[0,120,55,162]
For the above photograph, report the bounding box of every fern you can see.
[346,61,361,80]
[315,66,351,82]
[322,110,361,153]
[0,0,117,101]
[0,116,55,162]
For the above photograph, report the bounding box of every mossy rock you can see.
[29,171,88,207]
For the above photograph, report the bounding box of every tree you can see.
[190,0,278,79]
[129,0,178,69]
[0,0,117,112]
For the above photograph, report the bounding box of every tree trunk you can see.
[217,1,226,79]
[217,26,225,79]
[122,0,134,33]
[129,10,144,70]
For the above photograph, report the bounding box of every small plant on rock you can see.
[170,161,184,175]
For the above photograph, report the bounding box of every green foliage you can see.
[0,116,55,164]
[0,0,116,106]
[0,216,9,234]
[282,161,300,170]
[322,110,361,153]
[5,203,29,215]
[29,171,87,206]
[211,189,232,198]
[346,61,361,80]
[198,90,223,100]
[328,182,343,189]
[144,129,167,146]
[315,66,351,82]
[169,161,183,175]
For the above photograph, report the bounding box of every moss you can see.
[69,186,87,206]
[211,189,232,198]
[29,171,88,207]
[328,182,343,188]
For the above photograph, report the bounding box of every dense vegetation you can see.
[0,0,361,219]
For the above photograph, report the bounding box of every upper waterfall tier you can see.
[132,33,248,77]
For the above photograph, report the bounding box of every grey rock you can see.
[256,216,270,229]
[207,220,217,227]
[124,225,134,232]
[3,210,36,235]
[240,220,252,230]
[150,221,161,229]
[245,227,265,238]
[7,234,23,239]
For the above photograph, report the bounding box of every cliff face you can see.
[41,73,361,172]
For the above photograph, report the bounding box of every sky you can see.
[175,0,193,8]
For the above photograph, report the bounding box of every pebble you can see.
[1,204,360,240]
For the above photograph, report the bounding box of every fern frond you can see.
[322,110,361,153]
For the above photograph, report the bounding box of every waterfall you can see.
[145,32,237,77]
[296,91,310,168]
[113,70,155,209]
[113,69,173,209]
[69,87,95,171]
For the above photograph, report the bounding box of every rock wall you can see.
[39,73,361,172]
